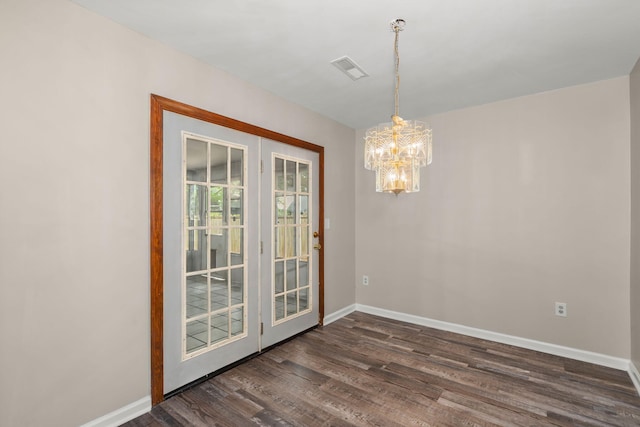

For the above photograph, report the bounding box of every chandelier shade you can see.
[364,117,432,193]
[364,19,432,195]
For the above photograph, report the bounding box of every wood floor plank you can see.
[124,312,640,426]
[227,359,344,426]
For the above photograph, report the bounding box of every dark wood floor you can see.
[127,312,640,426]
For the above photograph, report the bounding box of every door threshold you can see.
[163,324,319,400]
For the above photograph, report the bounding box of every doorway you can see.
[150,95,324,404]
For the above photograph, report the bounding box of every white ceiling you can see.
[71,0,640,130]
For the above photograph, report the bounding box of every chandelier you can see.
[364,19,432,194]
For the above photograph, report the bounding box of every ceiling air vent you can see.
[331,56,369,80]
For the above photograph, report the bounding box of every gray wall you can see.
[0,0,355,426]
[631,59,640,371]
[355,77,631,357]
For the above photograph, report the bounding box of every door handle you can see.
[313,231,320,238]
[313,243,322,250]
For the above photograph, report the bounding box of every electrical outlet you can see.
[555,302,567,317]
[362,275,369,286]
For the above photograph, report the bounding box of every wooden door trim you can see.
[150,94,325,405]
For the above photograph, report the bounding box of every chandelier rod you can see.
[392,19,405,118]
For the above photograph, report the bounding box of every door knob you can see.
[313,243,322,250]
[313,231,319,238]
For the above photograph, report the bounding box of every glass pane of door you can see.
[183,136,248,358]
[272,156,312,324]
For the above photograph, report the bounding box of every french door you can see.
[159,107,321,396]
[261,139,320,348]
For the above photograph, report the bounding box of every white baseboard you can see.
[80,396,151,427]
[354,304,631,371]
[630,361,640,397]
[323,303,356,325]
